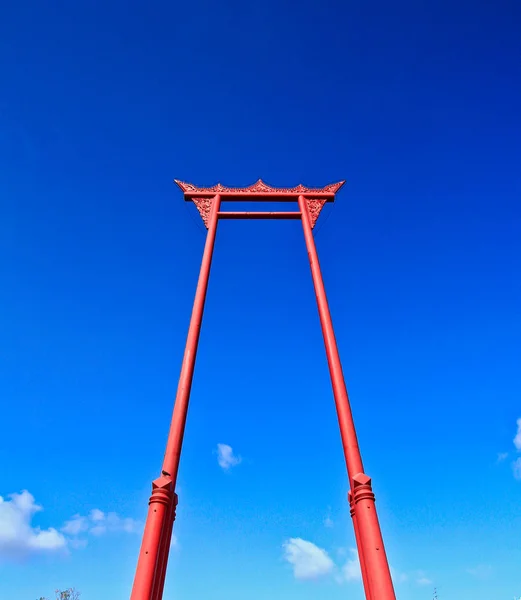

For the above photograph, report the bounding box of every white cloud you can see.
[466,564,493,579]
[90,508,105,522]
[170,533,178,550]
[283,539,425,588]
[416,571,433,586]
[0,491,67,560]
[63,509,141,539]
[514,418,521,451]
[324,516,333,528]
[338,552,409,586]
[391,567,408,584]
[512,457,521,480]
[339,549,361,582]
[90,524,106,536]
[323,506,333,528]
[0,489,142,562]
[216,444,242,470]
[61,515,89,536]
[283,538,335,580]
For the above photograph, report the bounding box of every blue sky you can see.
[1,1,520,599]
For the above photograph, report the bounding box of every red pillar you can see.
[351,473,395,598]
[297,195,395,600]
[349,490,372,600]
[151,492,178,600]
[130,194,221,600]
[130,477,174,600]
[161,192,221,481]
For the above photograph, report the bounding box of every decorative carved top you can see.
[174,178,345,196]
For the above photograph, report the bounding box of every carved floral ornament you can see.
[305,199,328,229]
[192,197,214,228]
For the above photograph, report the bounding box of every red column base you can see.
[351,473,395,600]
[152,489,178,600]
[130,476,175,600]
[349,490,373,600]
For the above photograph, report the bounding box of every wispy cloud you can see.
[514,418,521,451]
[466,564,493,580]
[415,571,433,586]
[323,507,333,528]
[511,418,521,479]
[0,490,141,562]
[512,457,521,480]
[61,515,89,536]
[170,533,179,550]
[497,452,508,463]
[216,443,242,470]
[338,549,362,582]
[391,567,408,584]
[324,516,334,528]
[282,538,335,580]
[63,509,141,538]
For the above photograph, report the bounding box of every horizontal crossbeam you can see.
[217,211,301,220]
[185,192,334,201]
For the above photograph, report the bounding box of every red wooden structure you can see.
[129,180,396,600]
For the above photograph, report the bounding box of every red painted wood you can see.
[129,181,396,600]
[217,211,301,219]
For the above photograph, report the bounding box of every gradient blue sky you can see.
[1,1,520,599]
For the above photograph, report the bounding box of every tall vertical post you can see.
[298,195,395,600]
[130,180,398,600]
[130,194,221,600]
[130,476,174,600]
[151,492,178,600]
[161,192,221,482]
[349,490,372,600]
